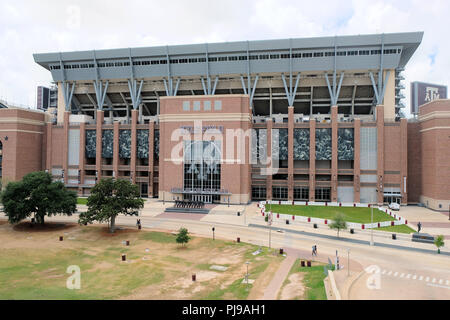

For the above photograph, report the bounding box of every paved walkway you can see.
[261,247,333,300]
[261,254,296,300]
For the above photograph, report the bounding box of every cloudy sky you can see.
[0,0,449,115]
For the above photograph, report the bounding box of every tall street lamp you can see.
[245,261,250,290]
[370,204,374,246]
[347,249,350,277]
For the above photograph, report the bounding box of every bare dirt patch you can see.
[279,273,305,300]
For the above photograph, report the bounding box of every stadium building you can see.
[1,31,448,210]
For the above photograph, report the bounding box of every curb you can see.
[328,270,341,300]
[344,270,366,300]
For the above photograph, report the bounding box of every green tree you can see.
[176,227,191,247]
[78,178,144,233]
[329,213,348,237]
[1,171,77,225]
[434,235,445,254]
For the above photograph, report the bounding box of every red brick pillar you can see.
[131,110,138,184]
[63,112,70,184]
[148,121,155,197]
[309,120,316,201]
[113,121,119,179]
[288,106,294,201]
[400,118,408,204]
[266,119,273,200]
[96,110,104,182]
[46,123,52,172]
[354,119,361,203]
[331,106,338,202]
[376,105,384,204]
[79,122,86,193]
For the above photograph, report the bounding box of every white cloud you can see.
[0,0,448,114]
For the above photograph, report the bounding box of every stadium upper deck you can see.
[34,32,423,123]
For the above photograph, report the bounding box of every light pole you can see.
[245,261,250,290]
[370,204,374,246]
[244,207,247,226]
[347,249,350,277]
[267,211,273,249]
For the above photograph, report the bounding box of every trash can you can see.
[350,229,354,234]
[392,234,397,240]
[301,260,305,267]
[126,240,130,246]
[237,237,240,243]
[122,254,126,261]
[307,260,312,267]
[192,274,196,282]
[59,236,63,241]
[286,220,290,225]
[237,212,241,216]
[313,223,318,229]
[279,248,284,255]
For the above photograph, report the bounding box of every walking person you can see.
[312,245,315,257]
[417,222,422,233]
[314,245,318,256]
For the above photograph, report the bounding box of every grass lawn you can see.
[278,259,329,300]
[267,204,395,224]
[77,198,88,205]
[375,224,416,234]
[0,222,284,300]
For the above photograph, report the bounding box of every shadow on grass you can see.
[12,221,77,233]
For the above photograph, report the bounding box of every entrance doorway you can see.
[383,195,401,204]
[140,183,148,198]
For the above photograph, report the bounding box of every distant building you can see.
[410,81,447,115]
[36,85,58,110]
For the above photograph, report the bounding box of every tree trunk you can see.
[36,214,45,225]
[110,216,116,233]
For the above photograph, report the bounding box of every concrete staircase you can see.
[164,207,210,214]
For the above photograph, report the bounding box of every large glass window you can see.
[315,188,331,202]
[183,141,221,192]
[272,187,288,200]
[252,186,266,200]
[294,187,309,200]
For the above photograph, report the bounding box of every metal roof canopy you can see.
[33,32,423,76]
